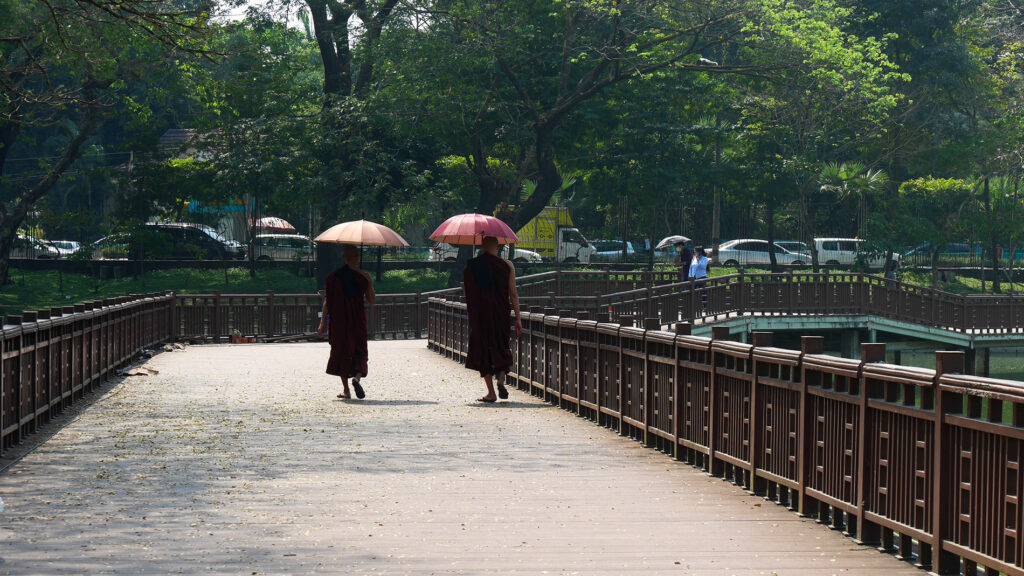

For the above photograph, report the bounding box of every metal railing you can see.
[426,295,1024,575]
[1,293,175,452]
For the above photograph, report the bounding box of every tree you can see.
[293,0,400,100]
[0,0,214,284]
[894,177,972,286]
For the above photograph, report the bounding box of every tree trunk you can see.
[0,121,21,178]
[767,198,778,272]
[508,124,561,232]
[986,177,1002,293]
[307,0,351,98]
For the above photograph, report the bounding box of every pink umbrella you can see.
[254,216,297,233]
[314,219,409,246]
[429,213,519,245]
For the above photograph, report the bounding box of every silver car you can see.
[428,242,543,263]
[717,239,807,267]
[11,234,60,259]
[253,233,314,261]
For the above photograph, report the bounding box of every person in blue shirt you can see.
[689,246,709,311]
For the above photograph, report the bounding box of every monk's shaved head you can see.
[343,245,360,264]
[481,236,499,251]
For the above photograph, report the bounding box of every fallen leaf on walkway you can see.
[120,366,159,376]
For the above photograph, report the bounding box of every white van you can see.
[814,238,895,270]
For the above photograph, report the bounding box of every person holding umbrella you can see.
[317,245,376,399]
[463,236,522,402]
[656,235,692,281]
[314,220,407,400]
[429,213,522,403]
[677,241,693,281]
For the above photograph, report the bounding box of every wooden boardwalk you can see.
[0,341,923,575]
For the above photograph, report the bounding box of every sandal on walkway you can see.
[337,392,350,399]
[352,381,365,399]
[496,372,509,399]
[476,396,496,403]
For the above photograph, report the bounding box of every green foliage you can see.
[889,177,973,284]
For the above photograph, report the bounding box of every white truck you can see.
[513,206,596,264]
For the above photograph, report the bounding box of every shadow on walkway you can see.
[333,399,439,407]
[466,400,553,409]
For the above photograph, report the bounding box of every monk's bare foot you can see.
[337,391,351,399]
[476,396,496,403]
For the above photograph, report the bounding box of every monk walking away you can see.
[318,245,376,399]
[463,236,522,403]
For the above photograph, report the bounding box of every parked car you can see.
[428,243,543,263]
[91,223,244,260]
[253,233,314,261]
[591,239,636,262]
[11,234,60,259]
[775,240,811,256]
[48,240,81,258]
[814,237,893,270]
[160,223,246,260]
[717,239,807,267]
[901,242,976,265]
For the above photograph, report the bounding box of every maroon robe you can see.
[463,252,513,377]
[324,265,369,378]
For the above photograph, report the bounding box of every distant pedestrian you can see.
[318,245,376,399]
[690,246,710,310]
[463,236,522,403]
[690,246,709,280]
[677,242,693,282]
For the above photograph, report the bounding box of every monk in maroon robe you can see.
[318,245,376,399]
[463,236,522,402]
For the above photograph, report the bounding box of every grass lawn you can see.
[0,267,450,316]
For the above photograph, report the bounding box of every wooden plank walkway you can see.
[0,341,923,575]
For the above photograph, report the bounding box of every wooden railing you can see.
[170,270,680,341]
[1,293,175,452]
[169,271,1024,342]
[590,271,1024,334]
[426,296,1024,575]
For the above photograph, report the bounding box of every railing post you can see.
[960,292,968,332]
[264,290,275,337]
[708,325,732,476]
[749,331,772,493]
[797,335,824,515]
[738,270,745,316]
[674,322,692,336]
[856,342,886,546]
[212,291,222,342]
[932,350,964,574]
[690,278,698,321]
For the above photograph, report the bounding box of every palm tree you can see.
[818,162,890,238]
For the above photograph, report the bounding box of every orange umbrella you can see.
[314,220,409,246]
[429,213,519,245]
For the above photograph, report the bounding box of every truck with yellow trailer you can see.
[512,206,595,264]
